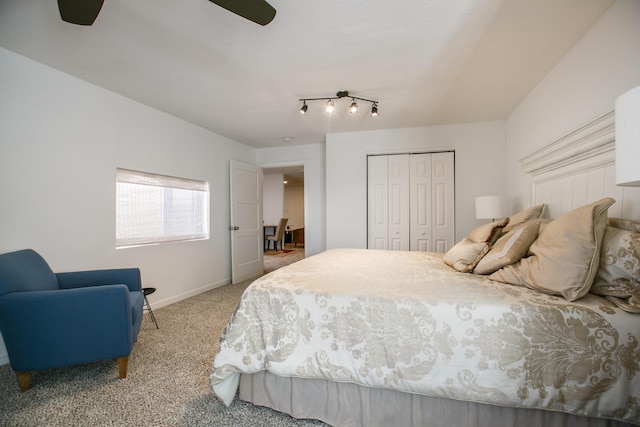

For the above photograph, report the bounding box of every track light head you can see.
[371,103,379,117]
[349,99,359,114]
[299,101,308,115]
[326,99,335,114]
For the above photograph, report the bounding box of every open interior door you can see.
[230,160,263,284]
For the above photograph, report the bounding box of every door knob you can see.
[228,226,239,231]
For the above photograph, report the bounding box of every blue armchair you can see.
[0,249,144,391]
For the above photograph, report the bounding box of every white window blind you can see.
[116,168,209,248]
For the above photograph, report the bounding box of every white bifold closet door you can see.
[367,152,454,252]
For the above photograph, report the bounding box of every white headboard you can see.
[520,110,640,220]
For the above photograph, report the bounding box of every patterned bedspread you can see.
[210,249,640,424]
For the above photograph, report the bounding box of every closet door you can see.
[368,152,454,253]
[367,155,409,250]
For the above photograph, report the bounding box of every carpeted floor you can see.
[0,256,328,427]
[263,245,304,273]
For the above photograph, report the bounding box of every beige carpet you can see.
[0,258,326,427]
[264,245,305,274]
[264,249,295,256]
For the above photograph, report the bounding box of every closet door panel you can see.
[410,154,432,251]
[431,152,455,252]
[388,155,410,251]
[367,156,389,249]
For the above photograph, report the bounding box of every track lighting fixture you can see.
[298,91,379,116]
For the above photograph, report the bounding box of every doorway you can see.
[262,165,305,272]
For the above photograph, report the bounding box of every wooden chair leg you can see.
[117,357,128,379]
[16,371,30,392]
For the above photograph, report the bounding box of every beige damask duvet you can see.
[211,249,640,424]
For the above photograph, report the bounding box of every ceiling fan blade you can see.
[210,0,276,26]
[58,0,104,25]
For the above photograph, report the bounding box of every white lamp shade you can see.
[615,85,640,186]
[475,195,511,220]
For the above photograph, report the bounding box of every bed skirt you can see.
[239,372,636,427]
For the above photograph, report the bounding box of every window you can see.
[116,168,209,248]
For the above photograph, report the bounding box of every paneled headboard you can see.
[520,110,640,220]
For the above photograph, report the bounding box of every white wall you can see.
[0,48,256,364]
[506,0,640,214]
[284,182,304,231]
[325,122,506,249]
[263,174,284,226]
[257,143,326,256]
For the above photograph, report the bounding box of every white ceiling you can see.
[0,0,614,148]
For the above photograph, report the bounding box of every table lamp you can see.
[475,195,510,222]
[615,85,640,186]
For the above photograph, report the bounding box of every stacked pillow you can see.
[443,203,545,274]
[488,198,615,301]
[444,198,635,304]
[500,204,546,234]
[473,219,542,275]
[472,204,547,275]
[590,218,640,312]
[442,218,509,273]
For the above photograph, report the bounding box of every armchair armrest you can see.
[56,268,141,292]
[0,285,134,372]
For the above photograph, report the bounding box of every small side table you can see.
[142,287,159,329]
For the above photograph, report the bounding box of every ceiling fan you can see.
[57,0,276,26]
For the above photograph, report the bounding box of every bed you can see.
[211,112,640,426]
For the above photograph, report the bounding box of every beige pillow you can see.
[473,221,540,275]
[467,218,510,244]
[608,217,640,233]
[502,204,545,233]
[489,198,615,301]
[443,218,509,273]
[443,238,489,273]
[590,224,640,312]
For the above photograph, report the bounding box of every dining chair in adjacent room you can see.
[266,218,288,251]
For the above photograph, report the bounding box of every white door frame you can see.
[260,160,308,258]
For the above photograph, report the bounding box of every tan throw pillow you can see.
[467,218,510,244]
[473,221,540,275]
[443,238,489,273]
[590,225,640,312]
[502,204,545,233]
[443,218,509,273]
[489,198,615,301]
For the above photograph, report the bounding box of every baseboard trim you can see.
[149,279,231,310]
